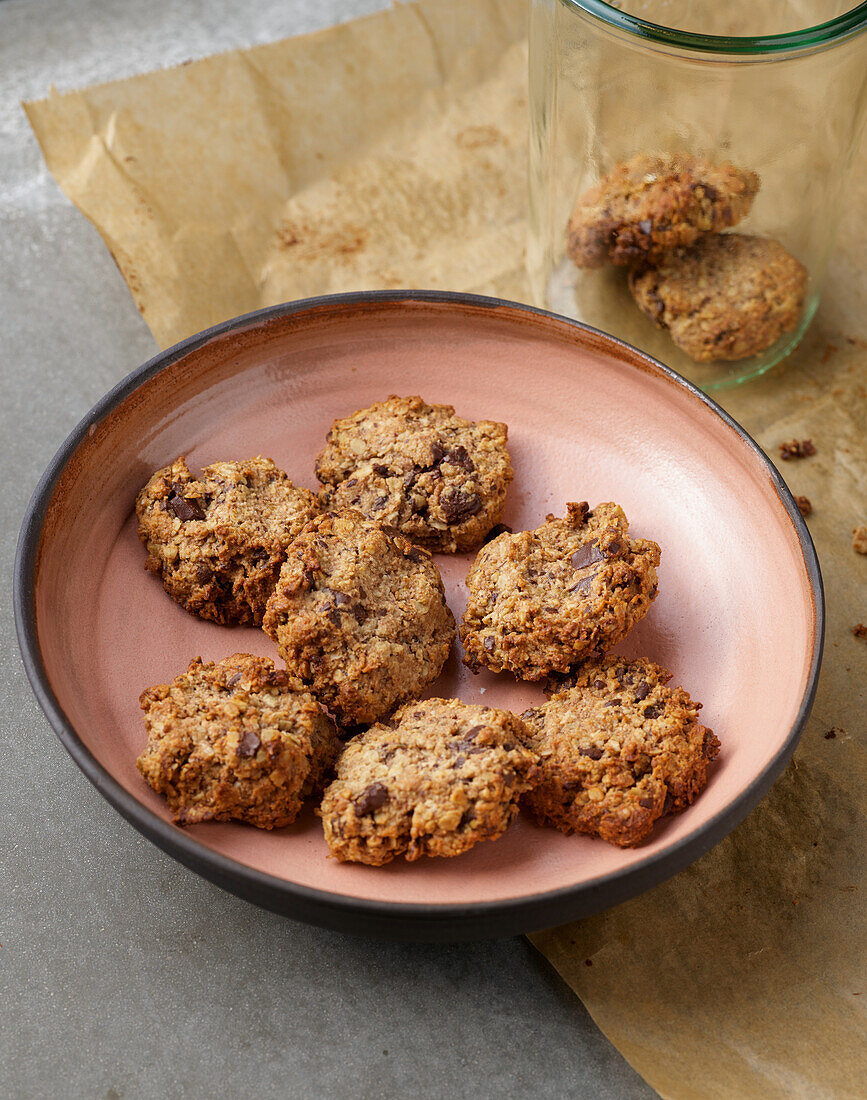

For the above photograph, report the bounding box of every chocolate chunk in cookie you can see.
[629,234,808,363]
[460,502,660,681]
[136,456,320,625]
[567,153,759,269]
[137,654,339,829]
[314,395,513,553]
[520,657,719,847]
[318,698,540,865]
[262,510,455,726]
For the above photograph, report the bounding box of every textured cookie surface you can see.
[460,502,660,681]
[520,657,719,847]
[629,233,808,362]
[136,456,320,625]
[566,153,759,269]
[319,698,540,865]
[315,395,513,553]
[262,510,455,726]
[137,654,339,829]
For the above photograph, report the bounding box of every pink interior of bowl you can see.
[34,298,816,906]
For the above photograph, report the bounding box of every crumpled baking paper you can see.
[25,0,528,349]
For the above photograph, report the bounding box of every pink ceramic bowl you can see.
[15,292,823,940]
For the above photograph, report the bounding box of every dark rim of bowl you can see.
[14,290,824,941]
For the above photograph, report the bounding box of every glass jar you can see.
[528,1,867,389]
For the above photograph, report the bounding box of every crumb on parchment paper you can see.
[779,439,816,460]
[795,496,812,517]
[821,343,838,364]
[853,526,867,554]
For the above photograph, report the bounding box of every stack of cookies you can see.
[566,153,808,363]
[134,395,719,865]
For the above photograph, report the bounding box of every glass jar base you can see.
[543,258,818,391]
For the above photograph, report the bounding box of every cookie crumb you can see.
[824,728,839,739]
[794,496,812,517]
[853,624,867,639]
[852,525,867,554]
[820,343,837,364]
[779,439,816,460]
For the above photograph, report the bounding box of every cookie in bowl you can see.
[460,502,660,681]
[318,698,540,865]
[263,509,455,726]
[315,395,513,553]
[136,456,319,625]
[137,654,339,829]
[520,657,719,847]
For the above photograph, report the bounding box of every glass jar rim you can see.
[561,0,867,54]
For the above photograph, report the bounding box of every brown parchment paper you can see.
[25,0,529,348]
[25,1,867,1096]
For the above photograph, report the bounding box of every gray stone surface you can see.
[0,2,656,1096]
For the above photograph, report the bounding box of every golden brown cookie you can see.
[137,654,339,829]
[628,233,808,362]
[136,456,320,625]
[566,153,759,269]
[318,698,540,865]
[314,395,513,553]
[460,502,660,681]
[520,657,719,847]
[262,510,455,726]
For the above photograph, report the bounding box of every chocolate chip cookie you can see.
[314,395,513,553]
[136,456,320,625]
[520,657,719,847]
[318,698,540,865]
[262,510,455,726]
[460,502,660,681]
[629,233,808,362]
[137,654,339,829]
[566,153,760,269]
